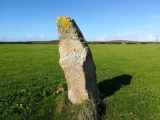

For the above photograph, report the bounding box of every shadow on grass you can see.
[98,74,132,99]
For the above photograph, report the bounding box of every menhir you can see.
[56,16,100,104]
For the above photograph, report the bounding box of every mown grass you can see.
[0,44,160,119]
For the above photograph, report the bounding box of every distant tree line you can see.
[0,40,59,44]
[0,40,160,44]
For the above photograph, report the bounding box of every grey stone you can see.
[56,16,100,104]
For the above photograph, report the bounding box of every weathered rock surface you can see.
[56,16,100,104]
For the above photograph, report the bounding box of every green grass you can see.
[0,44,160,119]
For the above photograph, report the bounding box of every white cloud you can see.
[96,32,160,42]
[26,34,36,40]
[26,34,48,41]
[0,35,6,40]
[97,32,139,41]
[97,35,108,41]
[148,34,158,41]
[113,32,137,40]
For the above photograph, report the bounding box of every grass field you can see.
[0,44,160,120]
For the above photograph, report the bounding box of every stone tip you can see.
[56,16,73,34]
[56,16,71,26]
[56,16,85,41]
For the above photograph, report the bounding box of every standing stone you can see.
[56,16,100,104]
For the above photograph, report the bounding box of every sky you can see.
[0,0,160,42]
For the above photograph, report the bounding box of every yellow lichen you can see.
[57,16,72,34]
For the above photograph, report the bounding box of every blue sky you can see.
[0,0,160,42]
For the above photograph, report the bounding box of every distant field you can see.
[0,44,160,119]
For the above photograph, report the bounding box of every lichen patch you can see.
[57,16,72,34]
